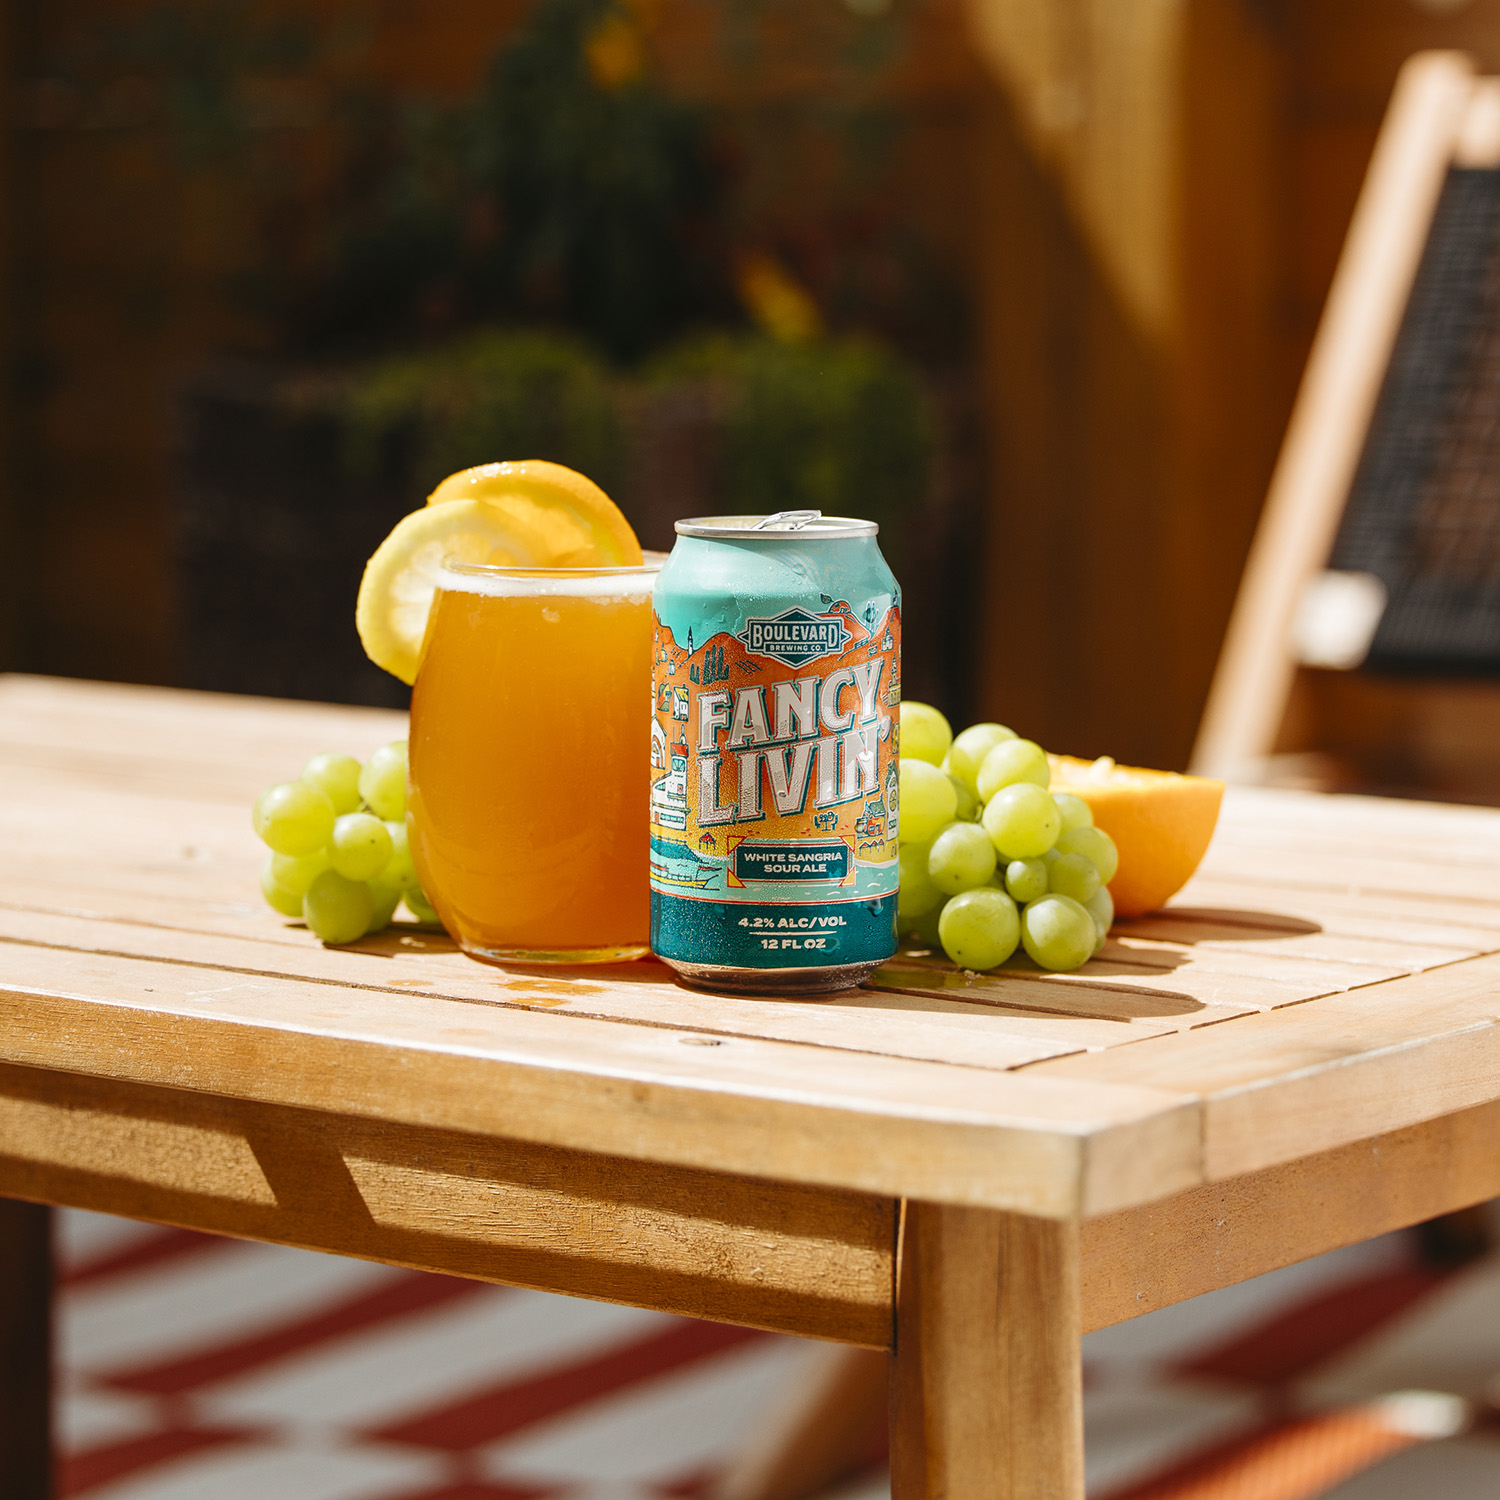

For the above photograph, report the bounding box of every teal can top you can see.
[653,513,900,649]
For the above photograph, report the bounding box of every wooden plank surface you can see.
[0,939,1200,1219]
[10,1048,1500,1350]
[0,906,1119,1073]
[8,674,1500,1223]
[1081,1096,1500,1332]
[1029,950,1500,1180]
[0,1062,893,1346]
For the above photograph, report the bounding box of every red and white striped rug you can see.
[56,1208,1500,1500]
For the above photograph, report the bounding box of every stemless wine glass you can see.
[408,557,661,964]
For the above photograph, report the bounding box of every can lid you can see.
[674,510,878,539]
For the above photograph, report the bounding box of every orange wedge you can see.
[357,461,642,684]
[1049,755,1224,918]
[424,460,642,568]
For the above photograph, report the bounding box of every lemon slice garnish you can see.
[356,464,643,685]
[426,459,642,568]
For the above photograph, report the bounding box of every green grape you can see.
[1056,826,1119,884]
[928,822,997,896]
[328,812,393,882]
[1052,791,1094,834]
[900,702,953,766]
[898,758,958,845]
[976,738,1051,801]
[1049,851,1101,905]
[366,867,405,935]
[982,783,1061,859]
[898,842,942,919]
[947,723,1016,794]
[384,819,418,890]
[1020,893,1096,972]
[404,884,442,926]
[253,781,336,856]
[1004,857,1049,904]
[303,868,374,945]
[359,740,408,821]
[947,773,980,823]
[259,856,304,918]
[300,753,363,815]
[938,888,1020,970]
[270,848,329,898]
[903,896,947,950]
[1084,886,1114,954]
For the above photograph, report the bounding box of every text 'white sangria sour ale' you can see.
[649,512,901,995]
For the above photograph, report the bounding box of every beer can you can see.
[649,511,901,995]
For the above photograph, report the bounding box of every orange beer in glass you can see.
[408,559,660,963]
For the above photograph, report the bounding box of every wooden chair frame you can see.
[1192,51,1500,781]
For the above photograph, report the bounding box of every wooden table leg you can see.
[891,1202,1083,1499]
[0,1200,52,1500]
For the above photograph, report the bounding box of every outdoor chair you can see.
[713,49,1500,1500]
[1193,50,1500,800]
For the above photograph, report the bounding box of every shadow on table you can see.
[1127,906,1325,939]
[344,905,1329,1025]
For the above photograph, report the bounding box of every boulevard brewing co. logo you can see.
[736,607,851,667]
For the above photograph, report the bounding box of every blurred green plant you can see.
[651,334,934,531]
[340,330,626,496]
[312,0,731,360]
[333,328,932,533]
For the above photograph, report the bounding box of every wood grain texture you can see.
[1192,51,1475,780]
[0,941,1200,1218]
[1196,844,1500,904]
[0,1061,895,1346]
[44,1049,1500,1350]
[1172,882,1500,953]
[891,1202,1083,1499]
[14,674,1500,1231]
[878,945,1374,1019]
[0,1198,50,1500]
[0,907,1108,1075]
[0,674,409,807]
[1030,950,1500,1179]
[1082,1096,1500,1331]
[1213,781,1500,844]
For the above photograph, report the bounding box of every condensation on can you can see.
[649,512,901,996]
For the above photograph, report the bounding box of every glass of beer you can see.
[408,558,661,964]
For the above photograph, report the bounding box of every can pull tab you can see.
[752,510,822,531]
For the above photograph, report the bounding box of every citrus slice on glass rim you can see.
[425,459,642,568]
[355,475,642,685]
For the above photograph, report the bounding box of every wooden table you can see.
[6,674,1500,1498]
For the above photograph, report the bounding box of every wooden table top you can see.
[6,673,1500,1224]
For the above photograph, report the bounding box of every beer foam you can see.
[437,563,659,602]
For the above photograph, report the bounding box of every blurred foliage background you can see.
[8,0,978,712]
[12,0,1500,765]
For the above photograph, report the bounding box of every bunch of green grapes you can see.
[897,704,1116,974]
[252,742,442,945]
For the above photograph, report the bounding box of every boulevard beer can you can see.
[649,511,901,994]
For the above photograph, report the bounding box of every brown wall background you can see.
[971,0,1500,769]
[7,0,1500,769]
